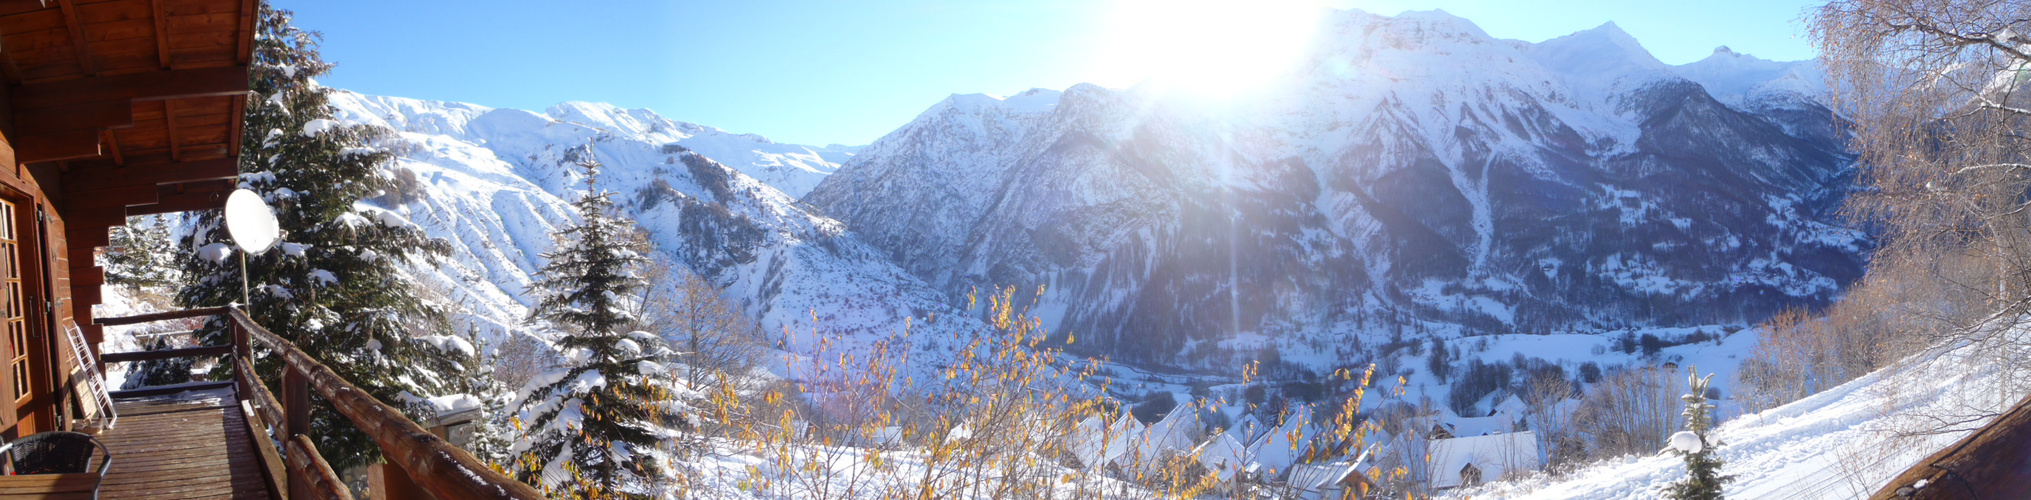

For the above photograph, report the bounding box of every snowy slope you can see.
[806,9,1864,367]
[1672,46,1827,109]
[1465,326,2031,499]
[327,93,979,369]
[337,96,852,199]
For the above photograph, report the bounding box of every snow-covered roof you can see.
[1448,415,1514,437]
[1232,413,1269,443]
[1193,431,1249,479]
[1069,413,1144,469]
[1494,395,1527,416]
[1288,459,1366,492]
[1130,401,1204,466]
[1247,406,1317,476]
[1428,431,1542,489]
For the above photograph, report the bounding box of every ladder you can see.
[64,323,117,430]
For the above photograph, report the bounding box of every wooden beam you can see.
[13,100,132,136]
[93,306,225,326]
[164,98,180,161]
[64,226,110,251]
[62,157,236,192]
[126,186,229,215]
[99,344,233,364]
[160,177,236,196]
[231,308,548,499]
[0,40,23,86]
[287,434,355,500]
[15,129,100,164]
[74,283,100,310]
[0,69,14,134]
[103,129,123,165]
[65,207,125,233]
[227,93,244,158]
[66,243,99,267]
[55,0,95,76]
[239,401,288,500]
[12,67,250,111]
[70,266,102,289]
[152,0,170,69]
[0,132,17,174]
[63,184,158,211]
[69,177,232,214]
[107,380,233,399]
[237,0,256,65]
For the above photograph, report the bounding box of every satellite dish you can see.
[224,189,281,255]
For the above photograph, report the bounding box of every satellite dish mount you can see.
[224,189,282,309]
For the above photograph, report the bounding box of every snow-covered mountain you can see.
[326,94,977,365]
[804,9,1865,366]
[325,8,1862,380]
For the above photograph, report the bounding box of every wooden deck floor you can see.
[94,388,278,499]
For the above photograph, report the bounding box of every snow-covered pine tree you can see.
[174,4,462,471]
[105,215,182,290]
[1665,367,1732,500]
[512,145,679,499]
[445,318,516,469]
[110,213,196,389]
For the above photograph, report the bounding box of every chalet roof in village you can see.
[1428,431,1542,490]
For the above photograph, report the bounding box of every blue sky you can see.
[277,0,1822,147]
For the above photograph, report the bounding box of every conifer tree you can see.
[111,214,195,389]
[447,319,516,468]
[175,4,462,471]
[1665,367,1732,500]
[512,145,679,499]
[105,215,182,290]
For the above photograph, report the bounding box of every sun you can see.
[1091,0,1329,100]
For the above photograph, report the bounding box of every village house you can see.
[1427,431,1543,490]
[1286,450,1379,500]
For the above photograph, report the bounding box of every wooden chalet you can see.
[0,0,542,498]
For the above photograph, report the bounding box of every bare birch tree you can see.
[1812,0,2031,421]
[639,256,762,390]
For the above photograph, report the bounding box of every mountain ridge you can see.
[322,8,1856,376]
[804,8,1862,365]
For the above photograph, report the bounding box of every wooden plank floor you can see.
[95,388,277,499]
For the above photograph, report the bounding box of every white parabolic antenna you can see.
[224,189,281,255]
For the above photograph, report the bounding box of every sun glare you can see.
[1092,0,1328,100]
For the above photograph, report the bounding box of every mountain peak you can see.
[1526,20,1672,98]
[1560,21,1659,64]
[934,88,1062,115]
[1370,9,1497,44]
[1674,45,1824,106]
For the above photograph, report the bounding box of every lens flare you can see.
[1092,0,1329,100]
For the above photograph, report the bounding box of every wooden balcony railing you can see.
[97,306,544,500]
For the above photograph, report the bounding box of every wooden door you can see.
[0,198,47,437]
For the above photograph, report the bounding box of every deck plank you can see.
[83,388,279,500]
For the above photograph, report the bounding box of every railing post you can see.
[285,365,311,500]
[232,315,251,395]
